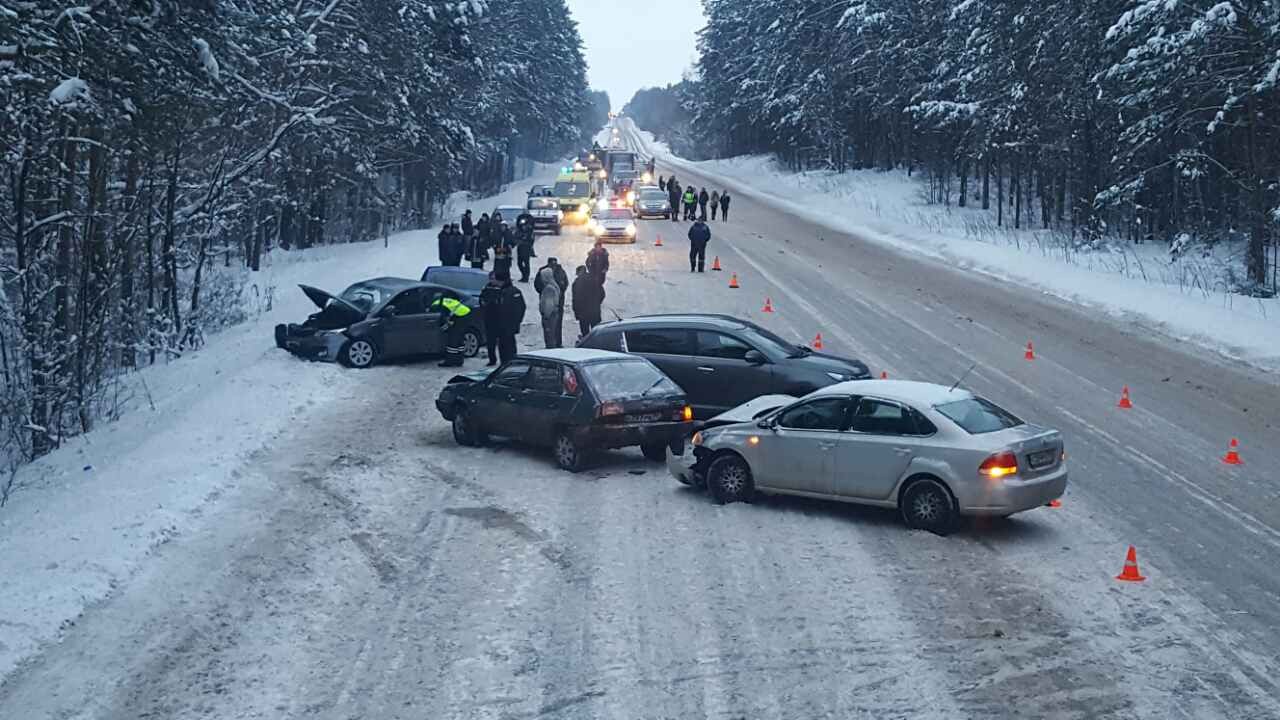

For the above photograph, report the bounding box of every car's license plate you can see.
[626,412,661,423]
[1028,450,1056,469]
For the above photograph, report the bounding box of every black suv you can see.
[578,314,871,418]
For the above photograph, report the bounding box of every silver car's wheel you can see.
[707,455,753,504]
[462,328,482,358]
[342,339,376,368]
[901,478,956,535]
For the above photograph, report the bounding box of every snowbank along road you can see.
[3,123,1280,719]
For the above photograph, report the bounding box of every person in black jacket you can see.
[571,265,606,339]
[438,225,453,265]
[439,224,464,266]
[658,175,666,192]
[515,210,537,282]
[493,223,514,277]
[494,269,525,364]
[479,272,504,365]
[698,188,710,221]
[688,219,711,272]
[667,180,681,223]
[476,213,491,246]
[585,240,610,283]
[719,192,731,221]
[461,210,474,239]
[465,227,489,269]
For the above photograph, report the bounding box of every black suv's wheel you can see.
[339,338,377,368]
[452,406,486,447]
[707,454,753,504]
[900,477,957,535]
[461,327,482,358]
[554,429,588,472]
[640,441,667,463]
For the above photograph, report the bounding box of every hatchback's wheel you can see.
[461,328,482,358]
[707,454,753,504]
[451,407,485,447]
[340,338,377,368]
[554,430,588,472]
[640,441,667,463]
[901,478,957,535]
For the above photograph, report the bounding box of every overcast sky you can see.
[566,0,706,110]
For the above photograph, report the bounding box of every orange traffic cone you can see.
[761,297,774,313]
[1118,386,1133,409]
[1222,438,1243,465]
[728,273,740,289]
[1024,342,1036,361]
[1115,546,1146,582]
[812,333,824,350]
[711,256,722,271]
[655,234,663,246]
[879,371,888,379]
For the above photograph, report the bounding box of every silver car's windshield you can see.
[581,361,679,401]
[935,397,1023,434]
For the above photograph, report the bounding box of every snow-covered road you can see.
[3,130,1280,718]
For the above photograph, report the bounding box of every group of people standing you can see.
[438,209,541,283]
[659,175,731,222]
[537,240,609,352]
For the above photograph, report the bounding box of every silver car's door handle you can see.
[819,442,836,450]
[894,447,913,455]
[696,366,716,372]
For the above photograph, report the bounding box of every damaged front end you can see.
[273,284,366,362]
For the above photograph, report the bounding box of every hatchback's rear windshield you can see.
[581,360,680,401]
[934,397,1024,434]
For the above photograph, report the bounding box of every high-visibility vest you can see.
[432,296,472,318]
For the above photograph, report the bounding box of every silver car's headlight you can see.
[826,372,852,382]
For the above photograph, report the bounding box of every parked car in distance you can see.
[633,186,671,219]
[674,380,1068,533]
[528,184,555,198]
[274,278,484,367]
[577,314,871,418]
[435,349,694,471]
[491,204,524,228]
[421,265,490,304]
[526,196,563,235]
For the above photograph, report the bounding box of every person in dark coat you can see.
[439,224,464,266]
[438,225,453,265]
[668,180,682,223]
[461,210,474,239]
[490,211,505,236]
[586,240,610,283]
[493,223,514,277]
[515,210,537,282]
[719,191,731,221]
[493,269,525,365]
[698,188,710,221]
[571,265,606,339]
[710,190,721,221]
[658,175,666,192]
[534,257,570,347]
[465,227,489,269]
[479,272,504,365]
[476,213,491,246]
[688,219,711,272]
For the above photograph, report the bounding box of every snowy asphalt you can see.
[3,132,1280,718]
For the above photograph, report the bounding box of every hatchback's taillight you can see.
[679,405,694,422]
[979,451,1018,479]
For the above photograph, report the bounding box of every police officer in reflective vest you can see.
[432,295,473,367]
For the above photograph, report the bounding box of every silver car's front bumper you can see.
[666,440,699,485]
[958,466,1068,516]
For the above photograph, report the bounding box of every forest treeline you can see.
[637,1,1278,290]
[0,1,604,463]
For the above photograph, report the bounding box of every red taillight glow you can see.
[979,451,1018,479]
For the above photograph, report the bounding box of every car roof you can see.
[494,205,523,213]
[346,277,422,292]
[519,348,633,364]
[811,380,975,406]
[598,314,752,331]
[427,266,487,276]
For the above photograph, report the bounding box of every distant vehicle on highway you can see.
[672,381,1068,533]
[421,265,489,304]
[586,206,638,243]
[274,278,484,367]
[577,314,871,418]
[436,348,694,471]
[553,169,594,223]
[527,184,555,198]
[525,196,563,235]
[633,186,670,219]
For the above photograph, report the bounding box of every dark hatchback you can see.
[274,277,485,368]
[435,348,694,471]
[578,314,871,418]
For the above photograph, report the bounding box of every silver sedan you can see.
[668,380,1067,533]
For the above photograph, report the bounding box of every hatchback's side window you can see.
[695,331,754,361]
[777,397,850,431]
[393,289,428,315]
[849,398,918,435]
[526,363,563,394]
[624,328,693,355]
[492,361,531,388]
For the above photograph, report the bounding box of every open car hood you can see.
[299,284,365,322]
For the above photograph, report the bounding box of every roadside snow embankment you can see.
[643,133,1280,370]
[0,166,557,685]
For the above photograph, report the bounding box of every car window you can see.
[423,289,453,312]
[390,288,427,315]
[849,398,920,435]
[492,361,531,388]
[584,329,623,352]
[912,409,938,435]
[935,397,1023,434]
[777,397,850,431]
[696,331,754,361]
[580,360,680,401]
[624,328,693,355]
[526,363,563,394]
